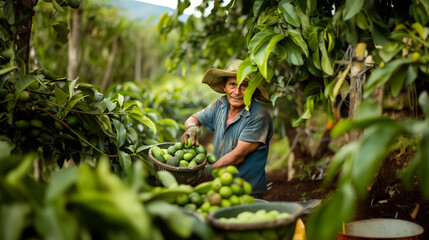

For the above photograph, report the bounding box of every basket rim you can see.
[206,202,304,231]
[149,142,208,172]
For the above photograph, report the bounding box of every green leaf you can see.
[136,145,151,153]
[401,151,421,188]
[237,57,257,85]
[417,135,429,198]
[355,11,369,30]
[324,142,358,184]
[312,49,321,70]
[46,167,78,202]
[372,24,389,47]
[253,0,265,16]
[0,66,17,76]
[278,1,301,27]
[284,39,304,66]
[65,94,85,116]
[308,26,321,51]
[5,154,35,186]
[355,100,382,120]
[352,123,402,198]
[343,0,364,20]
[318,32,333,75]
[405,65,418,86]
[159,118,179,130]
[244,73,263,110]
[127,112,157,134]
[254,34,285,79]
[378,41,403,63]
[157,170,178,187]
[390,66,408,98]
[292,117,305,127]
[0,204,31,240]
[52,21,69,44]
[0,140,14,159]
[16,75,36,94]
[331,118,394,138]
[113,119,126,148]
[296,3,310,38]
[118,151,132,175]
[302,96,315,119]
[285,29,309,57]
[55,84,68,107]
[68,78,79,100]
[3,0,15,24]
[118,94,124,107]
[98,115,113,134]
[364,58,409,98]
[122,100,139,112]
[306,183,356,240]
[273,44,287,61]
[103,98,117,112]
[418,91,429,118]
[51,0,65,13]
[249,29,276,59]
[146,201,195,238]
[296,0,316,15]
[412,22,425,39]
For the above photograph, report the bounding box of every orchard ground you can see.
[264,149,429,234]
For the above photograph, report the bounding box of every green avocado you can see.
[153,152,166,163]
[166,156,180,167]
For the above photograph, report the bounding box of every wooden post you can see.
[349,43,366,142]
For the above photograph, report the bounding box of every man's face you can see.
[223,77,248,108]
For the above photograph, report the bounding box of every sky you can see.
[136,0,202,16]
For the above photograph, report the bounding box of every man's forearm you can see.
[184,115,201,129]
[212,140,260,169]
[212,150,245,168]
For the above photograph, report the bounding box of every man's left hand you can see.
[181,125,201,146]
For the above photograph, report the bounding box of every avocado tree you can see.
[0,0,190,181]
[162,0,429,239]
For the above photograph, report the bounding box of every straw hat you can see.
[201,59,271,103]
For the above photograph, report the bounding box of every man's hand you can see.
[186,165,213,185]
[181,125,201,146]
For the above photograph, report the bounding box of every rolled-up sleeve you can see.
[195,99,221,131]
[238,110,272,150]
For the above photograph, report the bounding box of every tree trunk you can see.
[67,7,82,79]
[312,108,338,160]
[284,119,308,161]
[100,35,119,92]
[349,43,367,142]
[15,0,37,73]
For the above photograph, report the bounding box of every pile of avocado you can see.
[151,140,218,168]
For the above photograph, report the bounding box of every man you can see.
[181,59,273,199]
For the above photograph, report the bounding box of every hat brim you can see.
[202,69,271,103]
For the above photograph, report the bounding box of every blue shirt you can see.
[196,96,273,193]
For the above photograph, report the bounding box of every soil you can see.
[263,149,429,237]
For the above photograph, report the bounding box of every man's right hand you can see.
[181,125,201,146]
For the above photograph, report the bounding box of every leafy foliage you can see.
[0,153,213,240]
[0,68,162,177]
[161,0,429,239]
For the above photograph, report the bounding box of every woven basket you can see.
[207,202,304,240]
[148,142,208,185]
